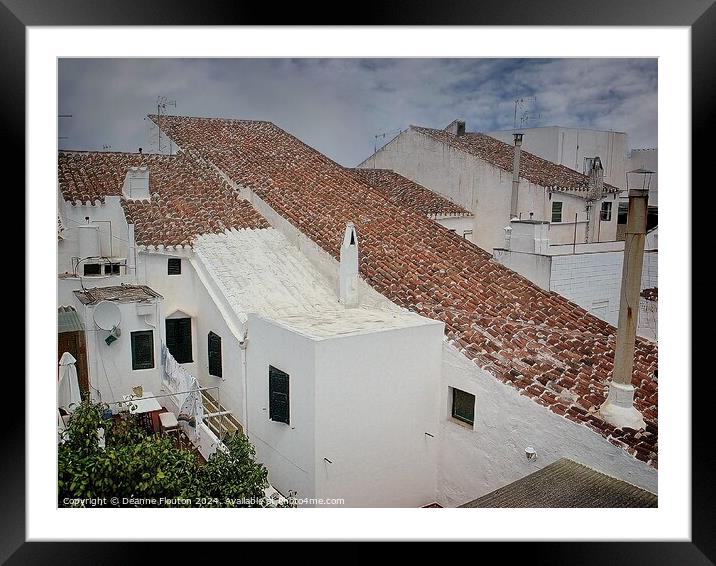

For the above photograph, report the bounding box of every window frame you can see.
[166,317,193,364]
[451,387,475,427]
[208,331,222,378]
[167,258,182,275]
[600,201,613,222]
[551,201,563,223]
[83,263,102,276]
[130,330,155,371]
[268,365,290,425]
[617,202,629,225]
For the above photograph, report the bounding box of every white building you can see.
[57,115,659,507]
[357,121,621,253]
[348,168,475,241]
[486,127,658,238]
[493,220,658,342]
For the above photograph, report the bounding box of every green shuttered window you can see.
[166,318,193,363]
[131,330,154,370]
[269,365,290,425]
[167,258,182,275]
[452,388,475,426]
[208,331,222,377]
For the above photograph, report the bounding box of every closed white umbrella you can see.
[58,352,82,413]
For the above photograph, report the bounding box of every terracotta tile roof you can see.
[58,151,269,246]
[151,114,658,467]
[348,168,472,218]
[412,126,621,196]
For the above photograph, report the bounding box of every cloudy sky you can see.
[58,58,657,166]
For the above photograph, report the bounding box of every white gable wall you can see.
[359,128,617,251]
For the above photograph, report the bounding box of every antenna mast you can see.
[513,96,539,131]
[373,128,403,155]
[152,96,177,154]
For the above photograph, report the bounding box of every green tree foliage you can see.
[58,399,278,507]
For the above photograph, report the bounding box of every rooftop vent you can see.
[122,166,150,201]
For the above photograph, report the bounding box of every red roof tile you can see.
[348,168,472,218]
[151,115,658,467]
[58,151,269,246]
[412,126,621,195]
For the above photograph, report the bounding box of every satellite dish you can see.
[93,300,121,331]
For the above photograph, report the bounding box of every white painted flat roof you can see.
[193,228,434,339]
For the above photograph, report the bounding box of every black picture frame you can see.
[7,0,706,560]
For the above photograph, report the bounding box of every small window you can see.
[617,202,628,225]
[104,263,121,275]
[208,331,222,377]
[462,230,473,239]
[167,258,182,275]
[83,263,101,276]
[131,330,154,370]
[600,201,612,222]
[166,318,193,363]
[583,157,595,174]
[269,365,290,425]
[551,201,563,223]
[451,388,475,426]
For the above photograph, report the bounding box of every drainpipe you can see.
[510,133,523,219]
[598,187,649,429]
[127,223,136,280]
[239,328,249,436]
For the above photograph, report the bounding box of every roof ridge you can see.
[413,125,620,192]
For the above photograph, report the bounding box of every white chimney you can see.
[339,222,359,308]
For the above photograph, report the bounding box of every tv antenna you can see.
[152,96,177,154]
[373,128,403,154]
[513,96,540,131]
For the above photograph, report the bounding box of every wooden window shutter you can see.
[269,365,290,425]
[167,258,182,275]
[131,330,154,370]
[166,318,192,363]
[208,331,222,377]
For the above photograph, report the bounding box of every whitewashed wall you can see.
[74,297,164,407]
[492,249,552,290]
[245,315,317,502]
[438,343,657,507]
[435,215,475,242]
[313,320,444,508]
[58,197,130,275]
[551,251,624,325]
[140,250,248,426]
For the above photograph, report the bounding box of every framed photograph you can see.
[8,0,706,559]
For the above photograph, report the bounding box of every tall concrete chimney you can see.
[585,157,604,243]
[598,187,649,429]
[510,133,524,219]
[339,222,359,308]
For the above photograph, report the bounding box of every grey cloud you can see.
[59,58,657,165]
